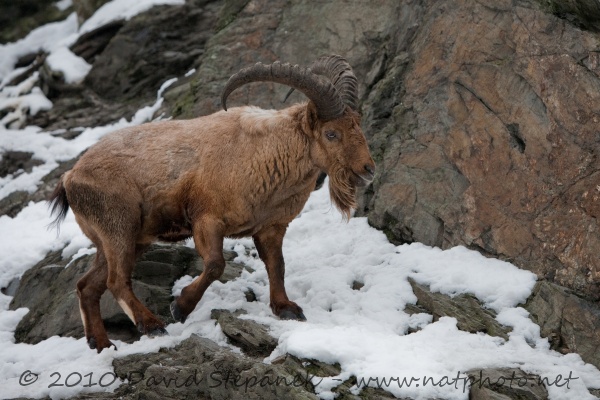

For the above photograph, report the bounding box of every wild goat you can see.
[49,55,375,353]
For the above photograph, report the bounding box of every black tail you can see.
[48,179,69,231]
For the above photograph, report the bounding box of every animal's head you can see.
[221,55,375,218]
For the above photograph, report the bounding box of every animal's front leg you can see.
[253,224,306,321]
[171,217,225,323]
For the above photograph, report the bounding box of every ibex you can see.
[49,55,375,352]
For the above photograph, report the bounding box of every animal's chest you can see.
[225,182,314,238]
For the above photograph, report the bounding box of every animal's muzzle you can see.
[353,163,376,187]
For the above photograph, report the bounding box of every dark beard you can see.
[328,166,357,220]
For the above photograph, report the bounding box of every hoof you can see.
[136,321,167,336]
[88,337,117,352]
[147,326,168,337]
[279,309,307,321]
[170,300,187,323]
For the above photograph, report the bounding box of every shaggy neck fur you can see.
[228,103,358,220]
[294,104,357,220]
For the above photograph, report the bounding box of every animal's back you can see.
[62,105,317,239]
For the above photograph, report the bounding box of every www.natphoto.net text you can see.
[19,367,579,394]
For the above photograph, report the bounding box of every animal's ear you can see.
[305,101,319,132]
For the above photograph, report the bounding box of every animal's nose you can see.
[364,164,376,178]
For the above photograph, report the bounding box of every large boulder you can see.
[358,0,600,301]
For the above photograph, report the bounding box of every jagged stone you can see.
[0,151,43,179]
[467,368,549,400]
[351,280,365,291]
[165,0,400,119]
[69,334,320,400]
[244,287,257,302]
[211,309,278,358]
[408,278,510,340]
[524,280,600,370]
[271,354,404,400]
[82,2,218,103]
[70,20,125,64]
[329,376,407,400]
[0,190,29,218]
[0,157,79,218]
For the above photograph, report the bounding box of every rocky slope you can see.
[1,0,600,399]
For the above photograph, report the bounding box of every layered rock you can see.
[408,279,510,340]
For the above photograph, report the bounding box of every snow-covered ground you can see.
[1,1,599,399]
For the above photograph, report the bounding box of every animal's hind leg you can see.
[104,241,167,337]
[77,246,114,352]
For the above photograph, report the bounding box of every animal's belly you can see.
[157,228,193,242]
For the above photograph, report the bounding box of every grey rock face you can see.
[211,309,278,358]
[360,0,600,302]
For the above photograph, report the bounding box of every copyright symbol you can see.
[19,370,39,386]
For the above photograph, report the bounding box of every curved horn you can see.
[221,61,346,121]
[283,55,358,111]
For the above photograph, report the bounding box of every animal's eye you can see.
[325,130,338,141]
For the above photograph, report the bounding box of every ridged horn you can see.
[221,61,346,121]
[283,55,358,111]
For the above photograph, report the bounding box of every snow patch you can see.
[46,47,92,84]
[80,0,186,34]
